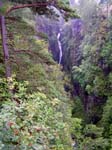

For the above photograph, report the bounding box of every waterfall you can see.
[57,31,62,64]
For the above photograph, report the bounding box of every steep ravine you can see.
[36,4,111,126]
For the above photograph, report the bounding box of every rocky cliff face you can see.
[36,15,61,62]
[61,19,84,71]
[36,16,84,70]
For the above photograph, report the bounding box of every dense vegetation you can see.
[0,0,76,149]
[0,0,112,150]
[70,0,112,149]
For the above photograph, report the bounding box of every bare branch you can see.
[6,3,49,14]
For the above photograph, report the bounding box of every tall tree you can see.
[0,0,77,78]
[0,15,11,77]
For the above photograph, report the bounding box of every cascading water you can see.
[57,30,62,64]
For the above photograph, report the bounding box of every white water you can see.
[57,32,62,64]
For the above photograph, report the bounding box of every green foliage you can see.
[70,118,82,140]
[0,77,72,150]
[72,40,112,115]
[0,13,73,149]
[79,124,108,150]
[57,0,79,20]
[84,124,104,138]
[69,119,109,150]
[1,0,112,149]
[0,1,12,15]
[100,42,112,66]
[81,124,108,150]
[71,3,112,149]
[71,10,112,121]
[72,97,85,119]
[72,66,85,87]
[6,18,68,103]
[102,96,112,137]
[72,63,107,96]
[0,77,11,103]
[80,137,108,150]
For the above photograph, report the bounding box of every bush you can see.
[0,77,72,150]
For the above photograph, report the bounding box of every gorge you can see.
[0,0,112,150]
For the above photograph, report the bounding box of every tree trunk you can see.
[0,15,11,78]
